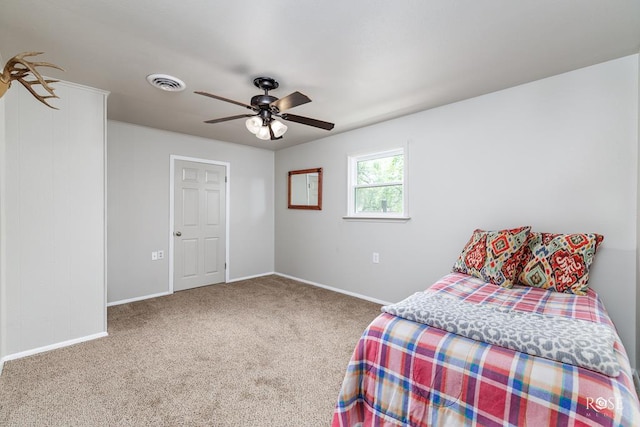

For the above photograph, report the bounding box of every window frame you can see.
[345,147,409,220]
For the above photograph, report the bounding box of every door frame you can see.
[169,155,230,293]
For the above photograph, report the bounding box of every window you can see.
[346,148,408,219]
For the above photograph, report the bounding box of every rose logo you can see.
[595,397,608,411]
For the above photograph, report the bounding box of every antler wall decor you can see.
[0,51,64,109]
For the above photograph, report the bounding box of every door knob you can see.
[174,231,182,237]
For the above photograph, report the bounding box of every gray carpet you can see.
[0,275,381,426]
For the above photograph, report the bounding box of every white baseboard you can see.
[227,272,276,283]
[0,274,378,375]
[275,273,392,306]
[1,331,108,368]
[107,273,278,307]
[107,291,171,307]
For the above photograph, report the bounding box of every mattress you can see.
[332,272,640,426]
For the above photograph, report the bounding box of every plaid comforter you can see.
[332,273,640,426]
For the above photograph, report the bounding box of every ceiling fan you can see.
[195,77,335,141]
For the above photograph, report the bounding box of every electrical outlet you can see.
[158,250,164,260]
[372,252,380,264]
[151,251,158,261]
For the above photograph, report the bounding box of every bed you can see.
[332,228,640,427]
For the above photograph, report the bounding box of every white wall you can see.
[637,50,640,373]
[3,80,108,356]
[275,55,639,368]
[107,121,274,304]
[0,51,6,367]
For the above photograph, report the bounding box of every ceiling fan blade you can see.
[271,91,311,112]
[204,114,255,124]
[281,113,335,131]
[195,91,254,110]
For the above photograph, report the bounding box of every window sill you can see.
[342,216,411,223]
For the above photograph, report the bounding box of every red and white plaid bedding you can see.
[332,273,640,426]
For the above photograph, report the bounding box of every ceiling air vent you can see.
[146,74,186,92]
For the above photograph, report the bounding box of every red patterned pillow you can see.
[452,227,531,288]
[517,232,603,295]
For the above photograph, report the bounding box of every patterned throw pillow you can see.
[517,232,603,295]
[452,227,531,288]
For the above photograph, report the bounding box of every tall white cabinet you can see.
[3,80,108,357]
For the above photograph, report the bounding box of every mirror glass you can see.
[288,168,322,210]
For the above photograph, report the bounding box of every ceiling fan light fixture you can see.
[271,120,288,138]
[256,126,271,140]
[245,117,262,134]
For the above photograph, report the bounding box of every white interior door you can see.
[173,160,226,291]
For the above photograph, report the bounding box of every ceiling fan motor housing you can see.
[251,94,278,108]
[252,94,279,125]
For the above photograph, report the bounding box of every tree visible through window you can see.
[348,148,406,217]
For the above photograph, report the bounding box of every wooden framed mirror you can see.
[288,168,323,210]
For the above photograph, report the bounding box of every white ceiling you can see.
[1,1,639,150]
